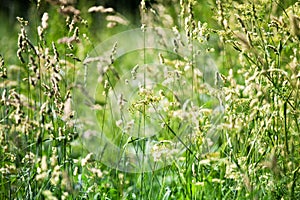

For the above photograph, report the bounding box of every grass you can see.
[0,0,299,199]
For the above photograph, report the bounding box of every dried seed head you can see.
[37,26,44,39]
[81,153,93,166]
[116,119,123,127]
[57,36,78,44]
[51,75,60,95]
[68,17,75,32]
[107,22,117,28]
[42,83,50,91]
[42,83,54,98]
[17,49,25,63]
[18,33,23,49]
[141,24,146,32]
[104,80,109,90]
[73,27,79,39]
[131,64,139,80]
[41,155,48,171]
[106,15,129,26]
[29,77,38,86]
[66,53,81,62]
[234,31,251,50]
[62,90,73,120]
[266,45,278,54]
[110,42,118,64]
[158,53,165,64]
[88,6,114,13]
[52,42,59,63]
[236,15,246,30]
[1,89,7,103]
[41,12,49,29]
[0,55,7,78]
[37,0,41,8]
[60,5,80,16]
[16,17,28,26]
[40,101,49,115]
[118,93,127,109]
[46,0,68,6]
[140,0,146,12]
[289,14,300,37]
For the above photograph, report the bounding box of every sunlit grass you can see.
[0,0,299,199]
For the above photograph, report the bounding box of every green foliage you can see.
[0,0,299,199]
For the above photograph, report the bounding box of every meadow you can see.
[0,0,299,199]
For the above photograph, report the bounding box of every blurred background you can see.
[0,0,146,24]
[0,0,297,65]
[0,0,150,65]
